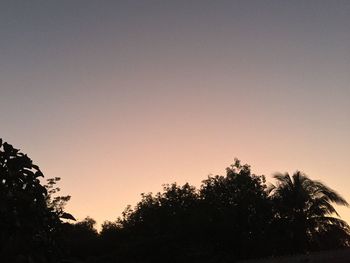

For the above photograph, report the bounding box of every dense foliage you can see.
[0,140,60,262]
[0,140,74,262]
[1,139,349,262]
[270,172,350,253]
[93,160,349,262]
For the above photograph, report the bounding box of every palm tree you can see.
[270,171,350,253]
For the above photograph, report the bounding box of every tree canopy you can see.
[0,140,72,262]
[270,171,350,253]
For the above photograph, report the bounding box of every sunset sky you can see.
[1,1,350,227]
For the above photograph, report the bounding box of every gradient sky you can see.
[1,1,350,228]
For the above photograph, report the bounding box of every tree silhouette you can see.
[0,139,62,262]
[199,159,272,260]
[270,171,350,254]
[115,183,201,262]
[92,161,350,262]
[2,140,348,263]
[59,217,99,261]
[45,177,75,221]
[109,160,273,262]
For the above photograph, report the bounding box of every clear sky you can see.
[1,1,350,227]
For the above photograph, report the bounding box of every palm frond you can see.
[313,180,349,206]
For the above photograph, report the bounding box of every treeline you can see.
[61,160,350,262]
[0,140,349,263]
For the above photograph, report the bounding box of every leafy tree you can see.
[45,177,75,221]
[120,183,198,230]
[116,183,200,262]
[113,160,273,262]
[270,171,350,254]
[199,159,272,260]
[0,139,61,262]
[59,217,100,261]
[100,220,121,243]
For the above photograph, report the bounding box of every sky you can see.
[1,1,350,228]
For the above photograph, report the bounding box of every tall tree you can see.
[0,139,71,262]
[270,171,350,254]
[200,159,272,260]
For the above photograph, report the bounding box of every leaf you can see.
[35,170,44,178]
[3,142,14,153]
[60,212,76,221]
